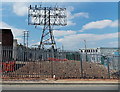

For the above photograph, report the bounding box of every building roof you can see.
[79,47,118,50]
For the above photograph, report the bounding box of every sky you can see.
[0,2,119,50]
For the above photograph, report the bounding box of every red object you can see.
[47,58,68,61]
[1,61,16,72]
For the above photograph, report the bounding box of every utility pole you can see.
[23,31,29,48]
[62,45,64,51]
[84,40,88,62]
[23,31,29,61]
[23,31,25,47]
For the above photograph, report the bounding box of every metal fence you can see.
[0,46,119,80]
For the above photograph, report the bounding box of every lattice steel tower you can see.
[28,5,67,50]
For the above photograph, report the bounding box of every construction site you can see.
[0,4,119,82]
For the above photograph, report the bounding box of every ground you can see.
[1,78,119,91]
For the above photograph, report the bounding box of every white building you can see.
[79,47,118,55]
[79,47,119,70]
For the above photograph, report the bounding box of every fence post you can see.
[51,49,54,78]
[107,56,110,79]
[23,47,25,62]
[80,54,83,78]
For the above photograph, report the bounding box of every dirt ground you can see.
[1,77,119,82]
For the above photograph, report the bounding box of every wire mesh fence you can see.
[0,46,119,80]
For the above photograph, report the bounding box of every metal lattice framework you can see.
[28,5,67,50]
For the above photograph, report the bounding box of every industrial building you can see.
[0,29,13,61]
[0,28,119,79]
[0,29,13,46]
[79,47,119,70]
